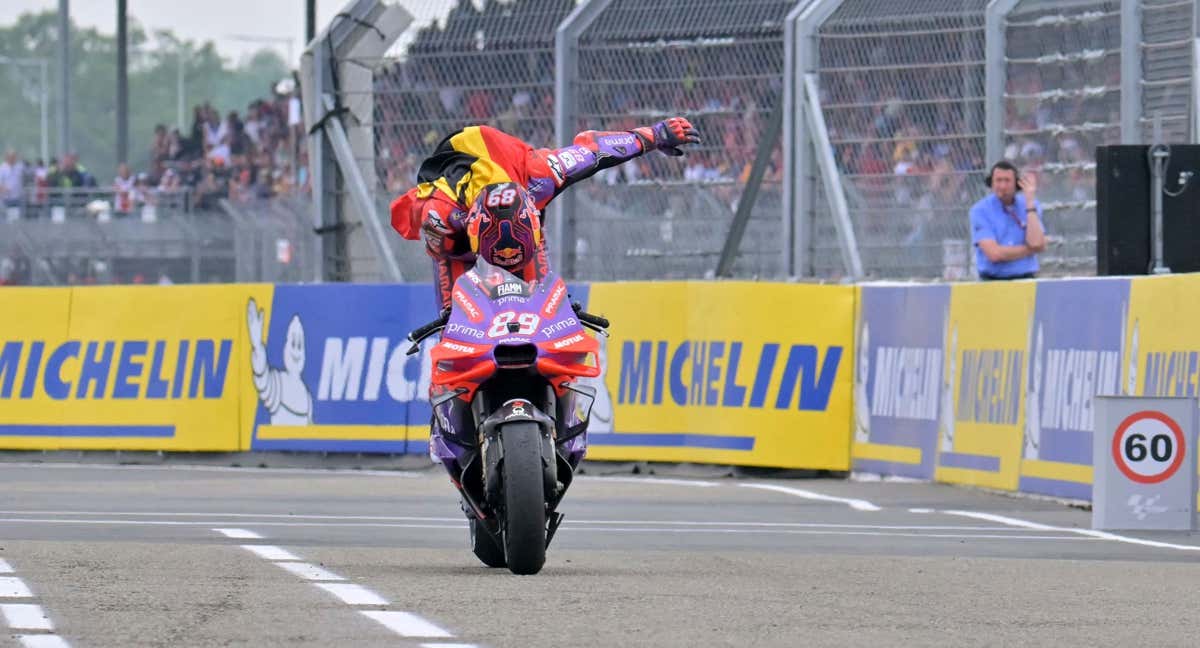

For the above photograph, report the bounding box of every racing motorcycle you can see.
[407,258,609,575]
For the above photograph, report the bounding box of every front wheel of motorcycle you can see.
[469,517,506,568]
[499,421,548,575]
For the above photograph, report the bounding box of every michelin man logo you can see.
[1023,321,1044,460]
[247,298,313,424]
[1125,318,1139,396]
[580,334,614,433]
[939,318,958,453]
[853,322,871,443]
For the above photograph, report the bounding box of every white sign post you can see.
[1093,396,1197,530]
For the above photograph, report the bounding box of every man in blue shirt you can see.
[969,160,1046,280]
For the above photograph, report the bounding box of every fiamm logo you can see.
[0,339,232,400]
[617,340,843,411]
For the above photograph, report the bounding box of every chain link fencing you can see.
[569,0,791,280]
[1003,0,1122,276]
[1140,0,1196,142]
[0,188,318,286]
[335,0,575,283]
[812,0,989,280]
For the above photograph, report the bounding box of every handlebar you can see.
[571,301,610,330]
[406,308,451,355]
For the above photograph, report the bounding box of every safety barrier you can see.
[6,273,1199,501]
[854,274,1200,501]
[0,280,856,470]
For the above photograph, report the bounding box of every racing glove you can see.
[632,117,701,157]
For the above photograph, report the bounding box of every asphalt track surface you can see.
[3,463,1200,647]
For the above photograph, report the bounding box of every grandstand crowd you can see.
[0,81,308,221]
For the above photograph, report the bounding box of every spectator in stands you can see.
[0,149,25,210]
[151,124,170,165]
[969,160,1045,280]
[48,153,90,189]
[113,163,135,214]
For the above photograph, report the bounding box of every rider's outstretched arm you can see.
[526,117,699,207]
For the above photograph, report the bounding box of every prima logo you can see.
[445,323,485,339]
[540,317,578,339]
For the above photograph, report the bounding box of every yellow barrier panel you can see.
[934,281,1035,491]
[586,281,854,470]
[0,285,270,452]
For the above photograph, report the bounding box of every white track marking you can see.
[739,483,882,511]
[360,611,454,638]
[239,545,300,561]
[943,510,1200,552]
[908,508,934,514]
[313,583,388,606]
[577,476,720,487]
[4,510,467,522]
[214,528,262,539]
[17,636,71,648]
[0,512,1033,531]
[941,511,1060,532]
[0,559,11,573]
[2,604,54,630]
[0,462,420,477]
[274,562,344,581]
[0,577,34,598]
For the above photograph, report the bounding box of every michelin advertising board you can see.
[0,285,268,451]
[852,275,1193,501]
[586,281,855,470]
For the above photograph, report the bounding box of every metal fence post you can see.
[554,0,611,279]
[1121,0,1143,142]
[985,0,1019,166]
[792,0,846,278]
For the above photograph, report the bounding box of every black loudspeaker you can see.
[1096,144,1200,275]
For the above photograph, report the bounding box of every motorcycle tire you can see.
[499,421,547,575]
[469,517,506,568]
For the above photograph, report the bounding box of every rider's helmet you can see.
[466,182,543,270]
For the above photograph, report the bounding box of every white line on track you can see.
[239,545,301,561]
[908,508,934,514]
[0,510,1055,531]
[0,462,423,477]
[739,483,882,511]
[313,583,388,606]
[942,510,1200,552]
[17,635,71,648]
[213,528,263,539]
[0,577,34,598]
[212,528,470,643]
[274,562,344,581]
[2,604,54,630]
[0,559,11,573]
[576,476,720,487]
[360,611,454,638]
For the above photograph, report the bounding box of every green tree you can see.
[0,10,289,183]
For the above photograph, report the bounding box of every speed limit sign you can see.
[1112,411,1186,484]
[1094,397,1197,531]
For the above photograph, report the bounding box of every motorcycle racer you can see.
[389,118,700,307]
